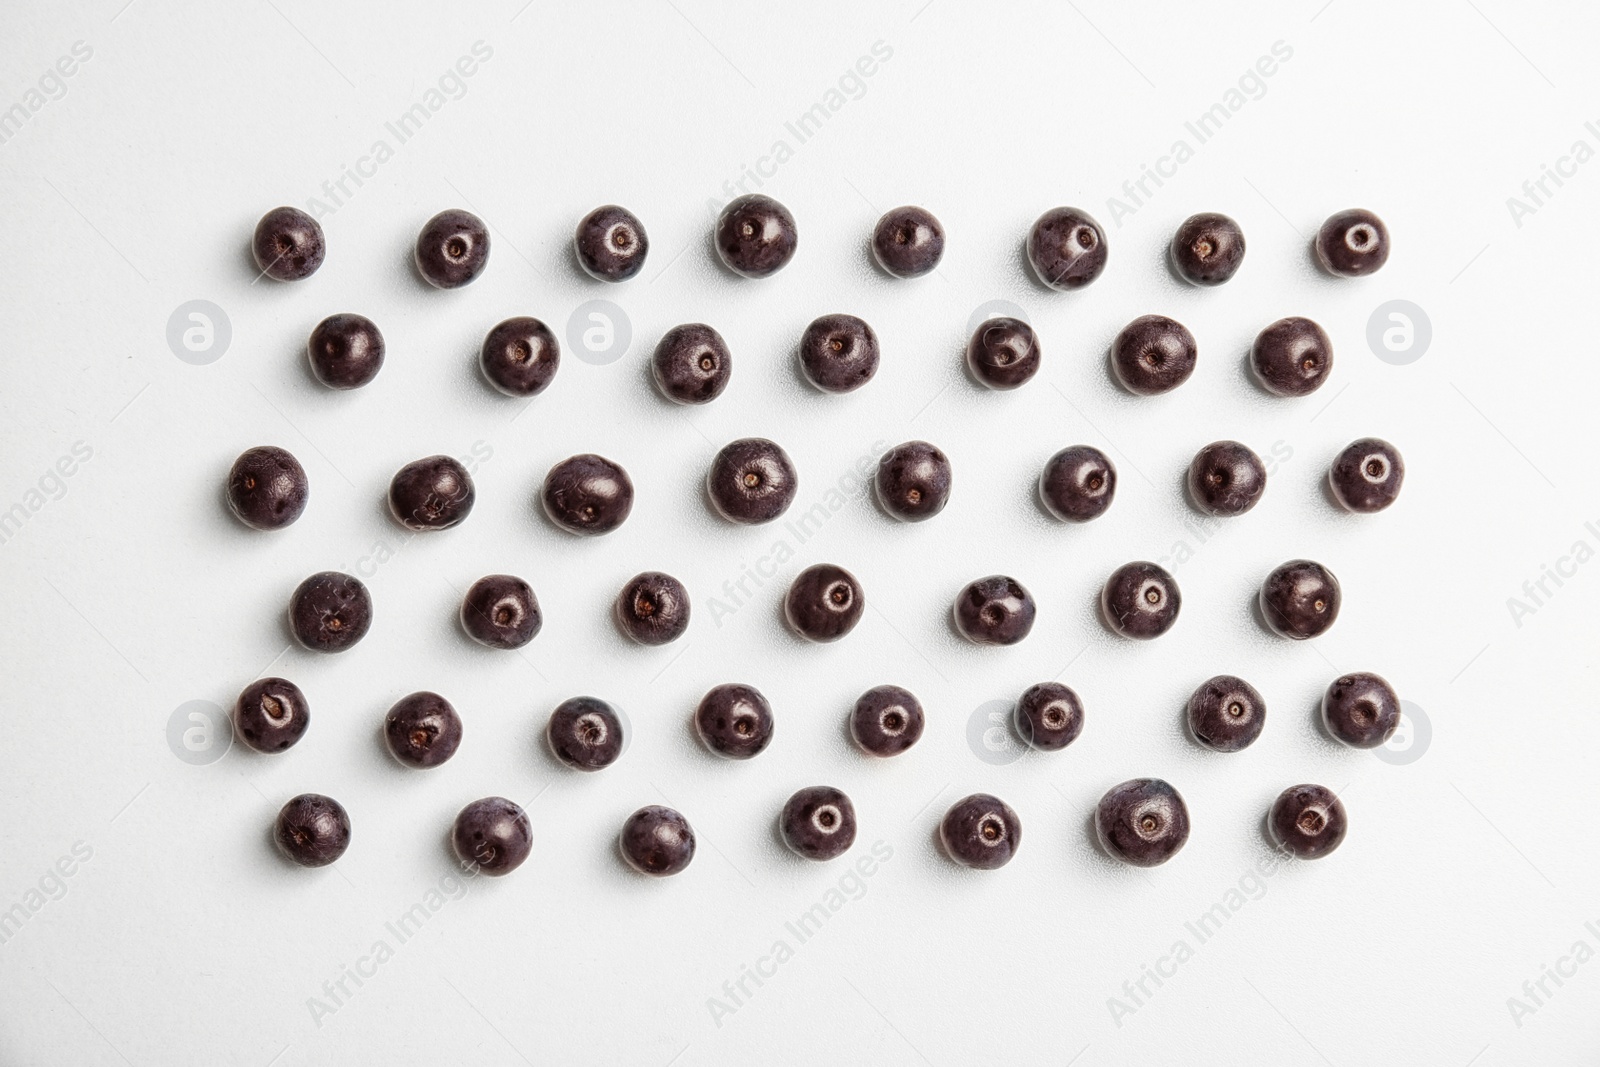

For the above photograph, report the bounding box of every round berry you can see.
[1039,445,1116,522]
[1095,778,1189,867]
[1026,206,1108,290]
[1259,560,1340,640]
[799,313,879,393]
[289,571,372,653]
[874,441,952,522]
[652,323,732,405]
[620,805,695,876]
[939,793,1021,870]
[694,683,775,760]
[1101,562,1181,640]
[307,313,384,390]
[1112,314,1196,395]
[714,194,797,278]
[1185,675,1265,753]
[227,446,308,531]
[784,564,864,642]
[1251,317,1332,397]
[274,793,349,868]
[1170,212,1245,286]
[707,438,797,525]
[1187,440,1267,517]
[850,685,924,757]
[460,574,541,650]
[965,316,1040,390]
[480,317,559,398]
[547,696,625,771]
[1014,682,1084,751]
[252,206,324,281]
[780,786,857,861]
[614,571,690,646]
[388,455,475,531]
[1330,438,1405,513]
[234,677,310,753]
[451,797,532,876]
[1315,209,1389,277]
[871,206,944,278]
[574,204,648,282]
[1269,784,1349,859]
[541,454,633,536]
[415,208,489,289]
[1321,672,1401,748]
[953,575,1036,646]
[384,691,463,769]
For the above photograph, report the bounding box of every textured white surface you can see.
[2,1,1599,1063]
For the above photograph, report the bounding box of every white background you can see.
[2,0,1598,1063]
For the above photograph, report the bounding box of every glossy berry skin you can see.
[1112,315,1197,395]
[871,206,944,278]
[227,446,308,530]
[451,797,532,876]
[707,438,797,525]
[1095,779,1190,868]
[1185,675,1265,753]
[384,691,463,769]
[252,206,324,281]
[693,683,775,760]
[234,677,310,753]
[965,316,1040,390]
[1170,212,1245,286]
[542,454,633,536]
[1101,562,1181,640]
[615,571,690,646]
[780,787,857,861]
[652,324,731,405]
[1321,672,1401,748]
[620,805,696,876]
[1330,438,1405,513]
[953,575,1035,646]
[715,194,797,278]
[875,441,952,522]
[1187,441,1267,517]
[1027,206,1108,290]
[1252,317,1333,397]
[1039,446,1116,523]
[1269,784,1348,859]
[850,685,924,757]
[388,455,475,531]
[289,571,372,653]
[1315,209,1389,277]
[480,317,559,398]
[1014,682,1084,751]
[415,209,490,288]
[274,793,349,868]
[1260,560,1340,640]
[800,314,879,393]
[307,313,385,390]
[939,794,1021,870]
[546,696,625,771]
[460,574,541,650]
[575,204,648,282]
[784,564,864,643]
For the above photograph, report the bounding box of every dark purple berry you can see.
[652,324,731,405]
[939,793,1021,870]
[415,208,489,288]
[546,696,624,771]
[693,683,774,760]
[850,685,924,757]
[1187,440,1267,517]
[451,797,532,876]
[252,206,324,281]
[1260,560,1340,640]
[384,691,463,769]
[707,438,797,524]
[780,787,857,861]
[574,204,648,282]
[1027,206,1108,290]
[388,455,474,531]
[1095,778,1189,867]
[1330,438,1405,513]
[1014,682,1083,751]
[874,441,952,522]
[289,571,372,653]
[1315,209,1389,277]
[541,454,633,536]
[1269,784,1348,859]
[799,313,878,393]
[620,805,695,876]
[784,564,864,643]
[307,313,384,390]
[274,793,349,867]
[233,677,310,753]
[715,194,797,278]
[1100,562,1181,640]
[965,316,1040,390]
[1039,445,1115,522]
[1112,314,1197,395]
[953,575,1035,646]
[871,206,944,278]
[227,446,308,530]
[615,571,690,646]
[1170,212,1245,286]
[460,574,541,650]
[1321,672,1400,748]
[1252,317,1332,397]
[1185,675,1265,752]
[480,317,559,398]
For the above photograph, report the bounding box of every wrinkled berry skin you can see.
[274,793,350,868]
[1027,206,1108,290]
[480,317,559,398]
[460,574,541,650]
[1321,672,1401,748]
[1330,438,1405,513]
[1112,315,1197,396]
[384,691,463,769]
[1315,209,1389,277]
[965,316,1040,390]
[850,685,924,757]
[1187,441,1267,517]
[234,677,310,753]
[415,208,490,289]
[780,786,857,861]
[620,805,696,876]
[1039,446,1115,523]
[388,455,475,531]
[939,793,1021,870]
[546,696,625,771]
[800,314,879,393]
[1185,675,1266,753]
[289,571,372,653]
[707,438,798,525]
[652,324,731,405]
[307,313,385,390]
[1252,317,1333,397]
[575,204,649,282]
[1260,560,1340,640]
[615,571,691,646]
[1094,778,1189,868]
[1170,212,1245,286]
[785,564,865,642]
[253,206,324,281]
[227,446,308,531]
[694,683,775,760]
[542,454,633,536]
[1269,784,1348,859]
[872,206,944,278]
[875,441,952,522]
[451,797,532,876]
[953,575,1036,646]
[1101,562,1181,640]
[1014,682,1084,751]
[715,194,797,278]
